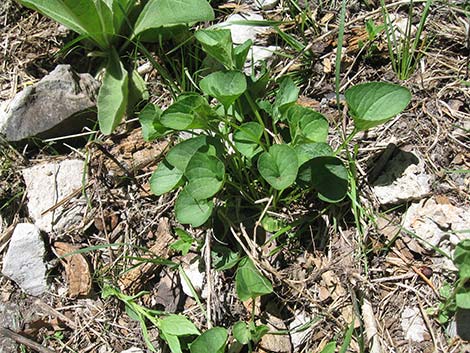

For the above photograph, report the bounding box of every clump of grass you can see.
[379,0,433,80]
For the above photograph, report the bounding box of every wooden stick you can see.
[0,328,57,353]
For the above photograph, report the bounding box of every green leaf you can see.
[260,215,283,233]
[251,324,269,343]
[184,152,225,200]
[297,156,348,203]
[456,288,470,309]
[19,0,110,49]
[175,188,213,227]
[195,29,234,69]
[320,341,337,353]
[98,50,129,135]
[150,159,183,196]
[345,82,411,131]
[294,142,333,166]
[258,144,298,190]
[234,40,253,70]
[166,136,208,172]
[139,103,167,141]
[286,105,329,144]
[127,69,149,115]
[200,71,247,110]
[235,257,273,301]
[159,314,201,336]
[161,332,183,353]
[170,228,195,255]
[212,244,240,271]
[273,77,299,121]
[160,94,210,130]
[233,321,251,344]
[233,122,264,159]
[134,0,214,36]
[190,327,227,353]
[454,239,470,279]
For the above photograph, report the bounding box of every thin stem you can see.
[335,128,358,155]
[244,92,270,148]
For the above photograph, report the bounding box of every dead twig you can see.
[0,327,57,353]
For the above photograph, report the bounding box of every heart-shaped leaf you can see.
[456,287,470,309]
[200,71,247,110]
[190,327,227,353]
[345,82,411,131]
[258,144,298,190]
[166,136,208,172]
[233,321,251,344]
[297,156,348,203]
[184,152,225,200]
[294,142,333,166]
[233,122,264,159]
[273,77,299,121]
[175,188,213,227]
[454,239,470,279]
[195,29,234,69]
[236,257,273,301]
[233,40,252,70]
[138,103,168,141]
[286,105,329,144]
[160,94,210,130]
[150,159,183,195]
[159,314,201,336]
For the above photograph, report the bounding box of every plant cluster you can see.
[18,0,215,134]
[103,255,273,353]
[142,28,411,230]
[13,1,424,352]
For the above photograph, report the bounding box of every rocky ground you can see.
[0,0,469,352]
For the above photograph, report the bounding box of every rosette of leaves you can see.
[19,0,214,134]
[142,28,411,228]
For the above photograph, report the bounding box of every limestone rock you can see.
[0,65,99,142]
[402,197,470,257]
[400,306,427,342]
[2,223,48,296]
[179,255,205,298]
[222,13,267,44]
[289,311,311,351]
[22,159,87,233]
[259,313,292,353]
[372,149,431,205]
[245,45,279,74]
[255,0,279,10]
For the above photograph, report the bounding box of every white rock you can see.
[372,150,431,205]
[289,311,312,351]
[121,348,144,353]
[180,257,205,298]
[402,197,470,254]
[221,13,267,44]
[22,159,87,233]
[2,223,48,296]
[255,0,279,10]
[0,65,99,142]
[244,45,279,74]
[401,306,427,342]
